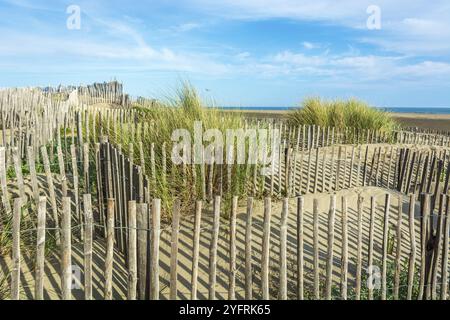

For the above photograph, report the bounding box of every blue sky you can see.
[0,0,449,107]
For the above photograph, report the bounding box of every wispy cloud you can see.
[186,0,450,55]
[263,50,450,83]
[302,42,321,50]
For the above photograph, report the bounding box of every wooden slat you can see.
[394,195,403,300]
[104,199,115,300]
[0,147,11,213]
[407,194,417,300]
[61,197,72,300]
[441,196,450,300]
[313,198,320,300]
[297,197,304,300]
[169,199,181,300]
[418,194,430,300]
[340,196,348,300]
[279,198,288,300]
[207,196,220,300]
[355,195,364,300]
[368,196,376,300]
[228,196,238,300]
[325,194,336,300]
[381,194,391,300]
[245,197,253,300]
[11,198,22,300]
[41,146,60,244]
[191,201,202,300]
[83,194,93,300]
[150,199,161,300]
[70,144,82,239]
[127,200,137,300]
[137,203,149,300]
[261,197,272,300]
[35,197,47,300]
[27,146,40,203]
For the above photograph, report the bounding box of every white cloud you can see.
[174,23,202,32]
[235,52,251,59]
[274,51,326,66]
[262,49,450,83]
[302,42,320,50]
[186,0,450,55]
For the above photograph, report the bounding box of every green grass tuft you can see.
[289,97,399,133]
[105,82,258,218]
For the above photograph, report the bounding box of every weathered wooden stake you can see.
[61,197,72,300]
[127,201,137,300]
[245,197,253,300]
[170,199,181,300]
[104,199,115,300]
[313,198,320,300]
[35,197,47,300]
[407,194,416,300]
[297,197,304,300]
[11,198,22,300]
[279,198,288,300]
[191,201,202,300]
[209,196,221,300]
[262,197,272,300]
[228,196,238,300]
[325,195,336,300]
[150,199,161,300]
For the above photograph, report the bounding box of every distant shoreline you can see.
[220,106,450,115]
[222,109,450,131]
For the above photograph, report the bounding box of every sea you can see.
[220,106,450,114]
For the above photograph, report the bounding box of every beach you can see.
[224,110,450,131]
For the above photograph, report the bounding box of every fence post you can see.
[261,197,272,300]
[137,202,149,300]
[35,197,47,300]
[441,196,450,300]
[104,199,115,300]
[325,195,336,300]
[150,199,161,300]
[27,146,40,203]
[11,198,22,300]
[341,196,348,300]
[368,196,376,300]
[127,201,137,300]
[313,198,320,300]
[229,196,238,300]
[279,198,288,300]
[0,147,11,214]
[41,146,60,245]
[297,197,304,300]
[191,201,202,300]
[70,144,82,240]
[61,197,72,301]
[407,194,417,300]
[394,195,403,300]
[381,194,391,300]
[355,195,364,300]
[418,194,430,300]
[245,197,253,300]
[209,196,221,300]
[83,194,93,300]
[170,199,181,300]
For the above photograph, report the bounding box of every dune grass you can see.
[289,97,399,133]
[104,83,261,217]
